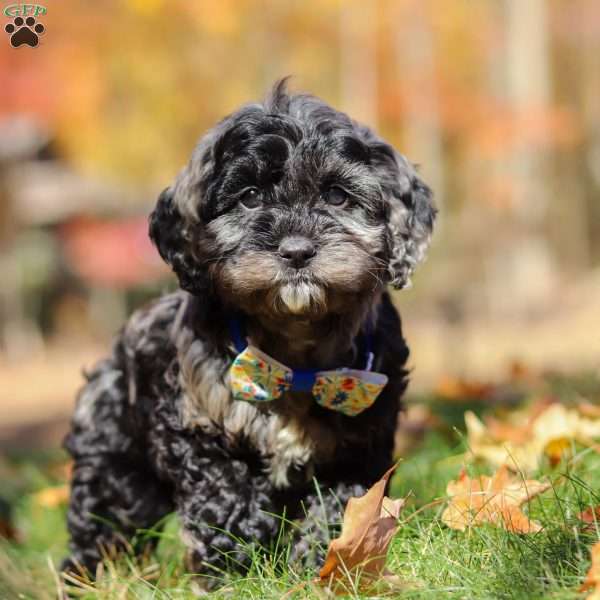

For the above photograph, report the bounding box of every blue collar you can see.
[228,316,376,392]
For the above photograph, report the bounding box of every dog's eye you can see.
[239,188,261,209]
[325,186,348,207]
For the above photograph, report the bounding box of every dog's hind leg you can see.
[63,457,173,575]
[61,350,173,577]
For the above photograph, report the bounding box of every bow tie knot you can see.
[228,344,388,417]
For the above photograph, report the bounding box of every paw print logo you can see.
[5,16,45,48]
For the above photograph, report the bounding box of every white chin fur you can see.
[279,281,322,314]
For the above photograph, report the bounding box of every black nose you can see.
[278,236,316,268]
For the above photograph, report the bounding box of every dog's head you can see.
[150,80,436,318]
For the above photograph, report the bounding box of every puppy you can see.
[62,80,435,587]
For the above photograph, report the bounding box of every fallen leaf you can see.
[508,360,537,384]
[465,400,600,472]
[442,465,550,533]
[579,403,600,420]
[485,416,531,445]
[32,485,69,508]
[318,465,406,595]
[435,375,495,402]
[465,411,540,472]
[578,507,600,533]
[581,541,600,599]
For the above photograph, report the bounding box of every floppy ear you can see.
[148,187,209,295]
[387,170,436,289]
[149,117,235,295]
[369,142,436,289]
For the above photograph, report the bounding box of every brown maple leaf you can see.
[434,375,495,403]
[318,465,406,594]
[442,465,550,533]
[578,506,600,534]
[581,541,600,599]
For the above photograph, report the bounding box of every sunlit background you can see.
[1,0,599,449]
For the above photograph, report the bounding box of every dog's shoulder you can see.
[120,290,188,359]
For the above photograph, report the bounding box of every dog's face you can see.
[150,81,435,319]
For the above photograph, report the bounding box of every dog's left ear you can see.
[369,142,437,289]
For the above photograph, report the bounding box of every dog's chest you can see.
[177,354,339,488]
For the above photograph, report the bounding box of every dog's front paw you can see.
[288,481,368,571]
[288,534,328,570]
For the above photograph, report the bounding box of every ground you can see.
[0,370,599,599]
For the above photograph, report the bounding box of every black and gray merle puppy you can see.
[62,80,436,588]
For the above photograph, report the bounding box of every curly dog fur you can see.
[62,80,436,588]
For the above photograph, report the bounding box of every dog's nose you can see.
[278,236,316,268]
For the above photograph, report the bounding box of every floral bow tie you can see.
[227,318,388,417]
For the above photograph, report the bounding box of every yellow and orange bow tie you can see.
[227,318,388,417]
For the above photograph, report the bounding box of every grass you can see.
[1,371,599,599]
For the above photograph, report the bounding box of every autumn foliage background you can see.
[0,0,599,444]
[1,2,600,597]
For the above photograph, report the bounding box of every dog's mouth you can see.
[280,267,314,282]
[276,271,326,315]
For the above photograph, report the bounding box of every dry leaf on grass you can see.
[579,403,600,419]
[508,360,539,384]
[581,542,600,600]
[465,400,600,471]
[442,465,550,533]
[32,485,69,508]
[578,507,600,533]
[318,464,406,595]
[434,375,495,402]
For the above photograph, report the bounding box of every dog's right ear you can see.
[149,187,208,294]
[149,187,181,269]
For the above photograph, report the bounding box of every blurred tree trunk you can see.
[392,2,445,209]
[484,0,558,317]
[547,5,592,275]
[506,0,590,279]
[580,0,600,266]
[506,0,551,223]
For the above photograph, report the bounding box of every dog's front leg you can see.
[174,454,281,591]
[289,480,367,568]
[63,456,173,576]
